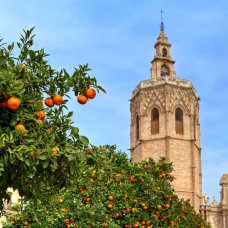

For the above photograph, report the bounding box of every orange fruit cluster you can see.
[45,94,64,107]
[77,88,96,105]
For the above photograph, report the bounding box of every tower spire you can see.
[160,9,164,31]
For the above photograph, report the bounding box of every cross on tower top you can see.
[160,9,164,31]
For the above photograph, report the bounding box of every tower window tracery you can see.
[161,65,169,77]
[175,108,184,134]
[151,108,159,134]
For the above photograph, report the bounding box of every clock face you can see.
[161,65,169,76]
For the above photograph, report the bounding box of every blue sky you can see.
[1,0,228,204]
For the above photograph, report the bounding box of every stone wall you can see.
[201,174,228,228]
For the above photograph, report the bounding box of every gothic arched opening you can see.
[161,65,169,77]
[162,48,168,57]
[136,115,139,140]
[175,108,184,134]
[151,108,159,134]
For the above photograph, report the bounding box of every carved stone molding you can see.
[169,87,191,114]
[142,87,165,114]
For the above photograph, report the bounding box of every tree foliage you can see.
[0,28,104,206]
[0,29,210,227]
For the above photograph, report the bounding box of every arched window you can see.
[162,48,167,57]
[136,115,139,140]
[151,108,159,134]
[175,108,184,134]
[161,65,169,77]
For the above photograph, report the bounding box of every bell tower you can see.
[130,20,202,211]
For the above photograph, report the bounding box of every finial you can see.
[160,9,164,31]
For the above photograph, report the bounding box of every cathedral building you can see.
[129,22,228,227]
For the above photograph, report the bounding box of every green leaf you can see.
[80,136,89,146]
[25,159,30,166]
[0,56,6,66]
[43,160,49,169]
[39,154,47,160]
[23,137,34,143]
[71,127,79,138]
[67,111,73,118]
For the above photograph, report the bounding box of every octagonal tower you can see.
[130,23,202,211]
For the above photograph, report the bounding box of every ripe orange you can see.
[85,197,91,203]
[142,205,148,210]
[64,219,70,224]
[101,222,108,228]
[85,88,96,99]
[143,164,151,170]
[101,147,106,152]
[108,196,114,201]
[107,203,113,209]
[77,94,88,104]
[52,147,60,156]
[45,97,54,107]
[133,221,140,227]
[115,173,122,178]
[80,188,87,194]
[124,194,130,199]
[130,176,137,183]
[15,124,26,130]
[53,94,63,105]
[59,198,64,203]
[60,208,69,213]
[34,110,46,119]
[164,194,169,199]
[165,203,170,209]
[157,204,162,210]
[159,173,166,178]
[7,96,21,111]
[23,221,29,226]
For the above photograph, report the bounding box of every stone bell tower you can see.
[130,22,202,211]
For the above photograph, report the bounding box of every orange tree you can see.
[1,29,210,227]
[4,146,210,228]
[0,28,104,207]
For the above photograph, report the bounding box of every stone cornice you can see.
[131,76,199,100]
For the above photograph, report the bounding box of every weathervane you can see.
[160,9,164,31]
